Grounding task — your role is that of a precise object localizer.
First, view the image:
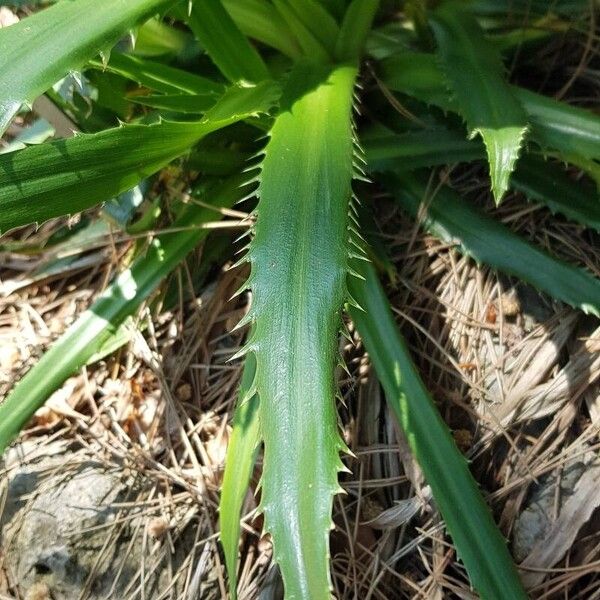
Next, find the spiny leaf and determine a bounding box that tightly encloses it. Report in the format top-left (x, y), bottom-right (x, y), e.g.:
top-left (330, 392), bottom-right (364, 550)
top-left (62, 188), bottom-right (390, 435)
top-left (88, 51), bottom-right (223, 96)
top-left (362, 128), bottom-right (600, 231)
top-left (0, 0), bottom-right (177, 136)
top-left (348, 255), bottom-right (528, 600)
top-left (178, 0), bottom-right (270, 83)
top-left (363, 126), bottom-right (485, 171)
top-left (220, 355), bottom-right (260, 600)
top-left (429, 2), bottom-right (529, 202)
top-left (129, 93), bottom-right (217, 113)
top-left (0, 81), bottom-right (279, 233)
top-left (240, 63), bottom-right (358, 599)
top-left (379, 51), bottom-right (600, 165)
top-left (516, 86), bottom-right (600, 161)
top-left (0, 176), bottom-right (249, 454)
top-left (511, 156), bottom-right (600, 232)
top-left (385, 171), bottom-right (600, 316)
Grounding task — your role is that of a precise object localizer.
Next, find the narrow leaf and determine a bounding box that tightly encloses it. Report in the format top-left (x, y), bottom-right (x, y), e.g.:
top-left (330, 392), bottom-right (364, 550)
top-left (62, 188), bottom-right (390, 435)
top-left (0, 81), bottom-right (279, 232)
top-left (0, 0), bottom-right (177, 136)
top-left (385, 172), bottom-right (600, 316)
top-left (0, 177), bottom-right (248, 454)
top-left (362, 129), bottom-right (600, 231)
top-left (242, 63), bottom-right (358, 598)
top-left (517, 86), bottom-right (600, 161)
top-left (220, 355), bottom-right (260, 600)
top-left (363, 126), bottom-right (485, 171)
top-left (348, 258), bottom-right (528, 600)
top-left (380, 52), bottom-right (600, 164)
top-left (129, 93), bottom-right (217, 113)
top-left (179, 0), bottom-right (270, 83)
top-left (335, 0), bottom-right (380, 60)
top-left (222, 0), bottom-right (302, 58)
top-left (511, 156), bottom-right (600, 232)
top-left (278, 0), bottom-right (340, 56)
top-left (272, 0), bottom-right (331, 62)
top-left (429, 3), bottom-right (529, 202)
top-left (89, 51), bottom-right (223, 95)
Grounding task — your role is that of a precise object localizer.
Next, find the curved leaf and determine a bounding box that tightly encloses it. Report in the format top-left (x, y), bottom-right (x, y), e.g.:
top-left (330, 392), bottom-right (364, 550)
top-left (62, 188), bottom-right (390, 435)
top-left (222, 0), bottom-right (302, 58)
top-left (219, 355), bottom-right (260, 600)
top-left (272, 0), bottom-right (331, 62)
top-left (238, 63), bottom-right (358, 599)
top-left (179, 0), bottom-right (269, 83)
top-left (512, 156), bottom-right (600, 232)
top-left (88, 51), bottom-right (223, 95)
top-left (362, 129), bottom-right (600, 231)
top-left (430, 3), bottom-right (529, 202)
top-left (0, 81), bottom-right (279, 233)
top-left (129, 93), bottom-right (217, 113)
top-left (0, 0), bottom-right (177, 136)
top-left (363, 126), bottom-right (485, 171)
top-left (349, 257), bottom-right (528, 600)
top-left (336, 0), bottom-right (381, 60)
top-left (0, 176), bottom-right (249, 454)
top-left (385, 171), bottom-right (600, 316)
top-left (379, 51), bottom-right (600, 164)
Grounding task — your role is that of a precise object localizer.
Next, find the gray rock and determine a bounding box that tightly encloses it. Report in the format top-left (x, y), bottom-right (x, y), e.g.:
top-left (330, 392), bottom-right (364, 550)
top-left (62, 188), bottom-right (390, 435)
top-left (1, 442), bottom-right (132, 599)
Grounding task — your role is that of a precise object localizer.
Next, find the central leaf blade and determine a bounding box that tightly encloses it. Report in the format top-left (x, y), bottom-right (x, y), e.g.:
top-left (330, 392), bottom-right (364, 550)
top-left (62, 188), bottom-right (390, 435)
top-left (244, 63), bottom-right (357, 599)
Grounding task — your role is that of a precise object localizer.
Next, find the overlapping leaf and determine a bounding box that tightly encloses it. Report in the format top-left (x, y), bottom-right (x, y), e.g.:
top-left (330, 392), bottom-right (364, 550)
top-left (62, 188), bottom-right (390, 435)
top-left (363, 129), bottom-right (600, 230)
top-left (0, 176), bottom-right (250, 453)
top-left (385, 172), bottom-right (600, 316)
top-left (335, 0), bottom-right (381, 60)
top-left (0, 81), bottom-right (279, 232)
top-left (0, 0), bottom-right (177, 136)
top-left (429, 3), bottom-right (529, 202)
top-left (179, 0), bottom-right (269, 82)
top-left (222, 0), bottom-right (301, 58)
top-left (88, 51), bottom-right (223, 95)
top-left (380, 52), bottom-right (600, 165)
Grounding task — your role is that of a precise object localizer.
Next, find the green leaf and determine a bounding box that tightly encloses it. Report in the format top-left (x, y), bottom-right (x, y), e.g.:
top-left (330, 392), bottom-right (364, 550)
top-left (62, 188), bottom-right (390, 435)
top-left (0, 81), bottom-right (279, 233)
top-left (516, 86), bottom-right (600, 161)
top-left (272, 0), bottom-right (331, 62)
top-left (129, 93), bottom-right (217, 113)
top-left (222, 0), bottom-right (302, 58)
top-left (362, 128), bottom-right (600, 231)
top-left (0, 176), bottom-right (249, 454)
top-left (132, 15), bottom-right (198, 57)
top-left (0, 0), bottom-right (177, 136)
top-left (88, 51), bottom-right (223, 95)
top-left (511, 156), bottom-right (600, 232)
top-left (335, 0), bottom-right (380, 60)
top-left (429, 3), bottom-right (529, 202)
top-left (380, 51), bottom-right (600, 164)
top-left (470, 0), bottom-right (589, 18)
top-left (348, 257), bottom-right (528, 600)
top-left (219, 355), bottom-right (260, 600)
top-left (385, 171), bottom-right (600, 316)
top-left (277, 0), bottom-right (340, 56)
top-left (363, 126), bottom-right (485, 171)
top-left (179, 0), bottom-right (270, 83)
top-left (238, 63), bottom-right (358, 599)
